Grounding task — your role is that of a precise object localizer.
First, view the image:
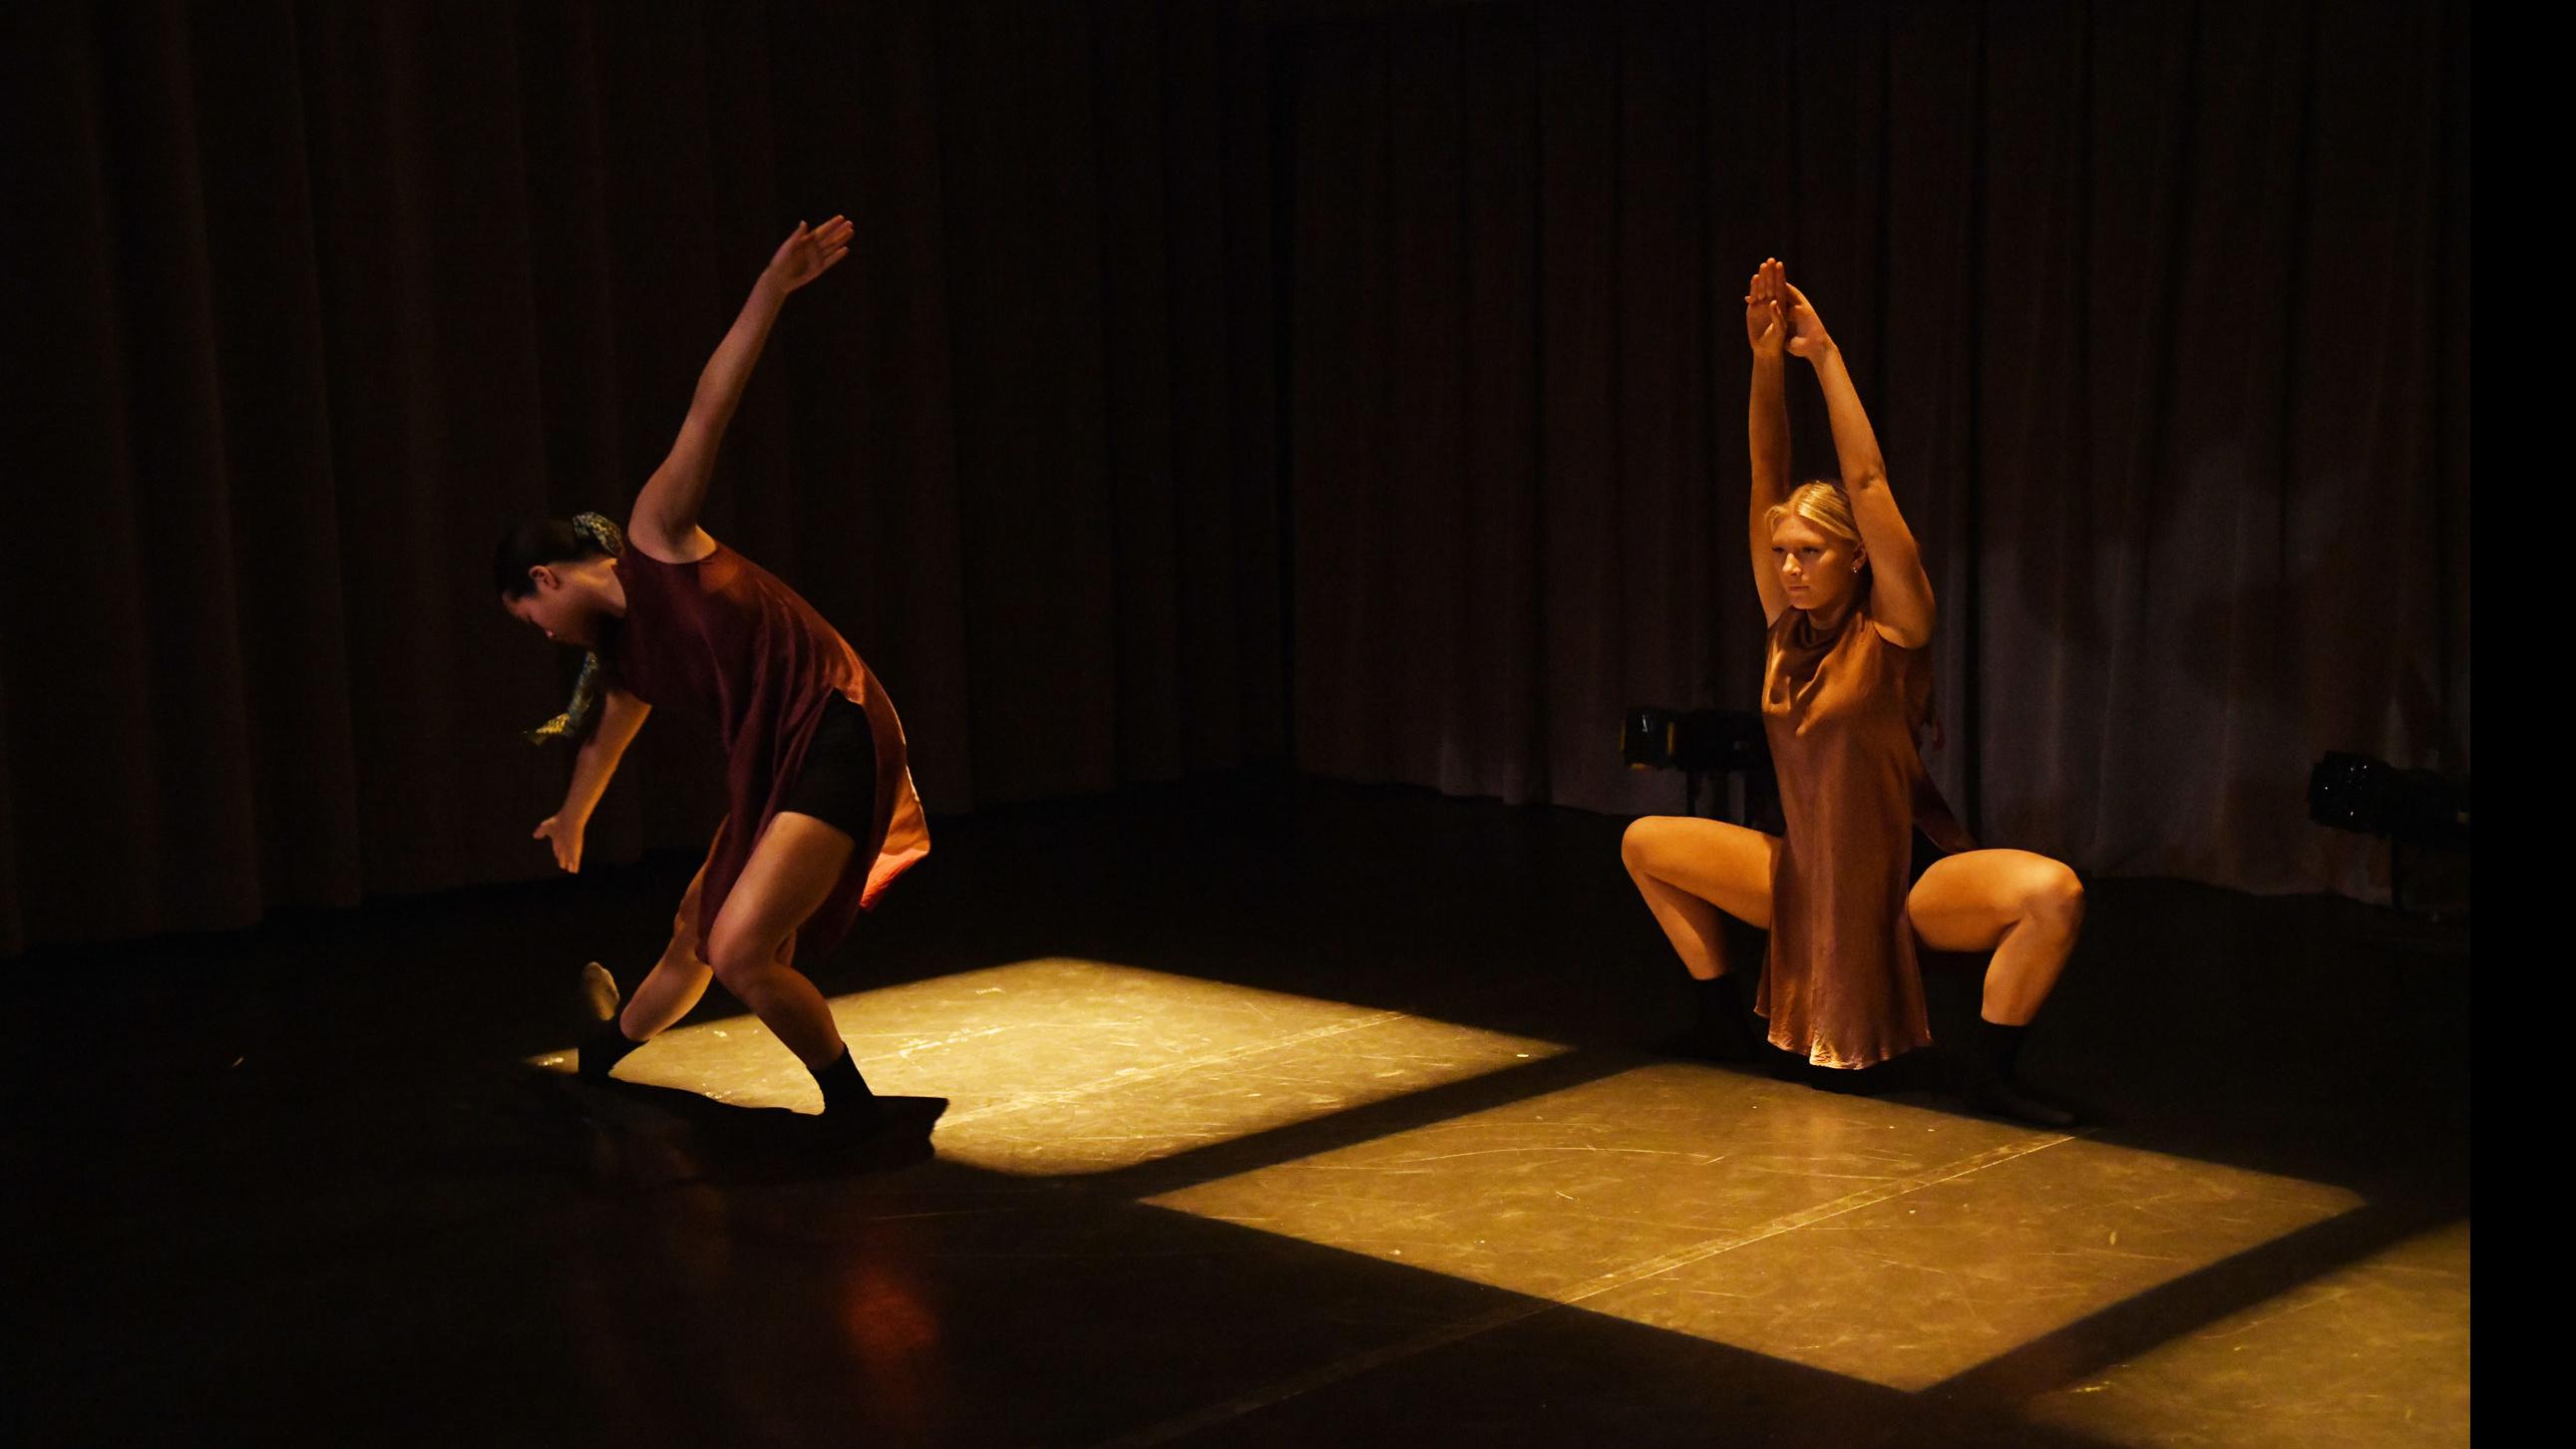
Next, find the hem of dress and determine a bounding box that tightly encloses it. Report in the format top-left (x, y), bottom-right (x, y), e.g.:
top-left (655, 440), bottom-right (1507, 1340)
top-left (1762, 1020), bottom-right (1933, 1070)
top-left (857, 844), bottom-right (930, 911)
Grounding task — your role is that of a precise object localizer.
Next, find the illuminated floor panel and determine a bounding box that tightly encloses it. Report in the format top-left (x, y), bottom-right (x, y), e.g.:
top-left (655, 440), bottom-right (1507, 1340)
top-left (2024, 1221), bottom-right (2470, 1448)
top-left (1142, 1065), bottom-right (2367, 1398)
top-left (1147, 1063), bottom-right (2041, 1303)
top-left (529, 957), bottom-right (2441, 1436)
top-left (1578, 1134), bottom-right (2361, 1389)
top-left (541, 958), bottom-right (1568, 1176)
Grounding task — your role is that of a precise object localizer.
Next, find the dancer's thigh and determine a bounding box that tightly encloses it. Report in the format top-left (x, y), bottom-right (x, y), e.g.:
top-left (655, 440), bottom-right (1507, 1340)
top-left (664, 860), bottom-right (711, 961)
top-left (704, 812), bottom-right (857, 977)
top-left (1906, 848), bottom-right (2066, 954)
top-left (1622, 816), bottom-right (1780, 930)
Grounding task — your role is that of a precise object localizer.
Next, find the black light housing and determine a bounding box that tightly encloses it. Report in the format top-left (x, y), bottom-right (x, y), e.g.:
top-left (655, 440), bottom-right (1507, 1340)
top-left (1623, 707), bottom-right (1776, 825)
top-left (2308, 752), bottom-right (2470, 847)
top-left (1623, 708), bottom-right (1763, 773)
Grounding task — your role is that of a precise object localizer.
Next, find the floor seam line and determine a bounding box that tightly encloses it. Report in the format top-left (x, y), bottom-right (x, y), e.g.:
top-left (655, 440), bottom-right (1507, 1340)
top-left (936, 1011), bottom-right (1415, 1128)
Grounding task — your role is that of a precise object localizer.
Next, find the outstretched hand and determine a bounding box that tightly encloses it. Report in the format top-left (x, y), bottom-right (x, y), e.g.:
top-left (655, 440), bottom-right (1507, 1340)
top-left (534, 813), bottom-right (585, 874)
top-left (763, 215), bottom-right (854, 294)
top-left (1744, 257), bottom-right (1788, 358)
top-left (1783, 281), bottom-right (1834, 360)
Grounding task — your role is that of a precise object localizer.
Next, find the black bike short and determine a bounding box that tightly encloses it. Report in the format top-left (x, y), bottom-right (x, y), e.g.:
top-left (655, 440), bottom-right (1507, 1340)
top-left (779, 692), bottom-right (880, 840)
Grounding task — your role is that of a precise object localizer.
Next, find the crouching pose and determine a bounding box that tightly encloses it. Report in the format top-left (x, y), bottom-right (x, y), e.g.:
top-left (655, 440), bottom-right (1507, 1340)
top-left (1620, 257), bottom-right (2081, 1127)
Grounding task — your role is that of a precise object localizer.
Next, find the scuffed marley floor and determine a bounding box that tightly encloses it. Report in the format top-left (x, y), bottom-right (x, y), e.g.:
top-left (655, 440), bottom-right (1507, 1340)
top-left (5, 774), bottom-right (2468, 1446)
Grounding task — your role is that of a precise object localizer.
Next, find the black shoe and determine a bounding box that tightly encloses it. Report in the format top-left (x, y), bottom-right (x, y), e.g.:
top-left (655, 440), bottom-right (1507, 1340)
top-left (1664, 973), bottom-right (1758, 1063)
top-left (804, 1092), bottom-right (908, 1163)
top-left (813, 1096), bottom-right (890, 1142)
top-left (577, 961), bottom-right (618, 1023)
top-left (1964, 1056), bottom-right (2079, 1127)
top-left (1966, 1020), bottom-right (2079, 1128)
top-left (808, 1096), bottom-right (942, 1174)
top-left (810, 1046), bottom-right (883, 1123)
top-left (575, 962), bottom-right (642, 1082)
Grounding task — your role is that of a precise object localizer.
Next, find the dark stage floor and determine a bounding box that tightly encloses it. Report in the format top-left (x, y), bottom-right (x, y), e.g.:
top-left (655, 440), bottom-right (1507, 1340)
top-left (4, 775), bottom-right (2469, 1446)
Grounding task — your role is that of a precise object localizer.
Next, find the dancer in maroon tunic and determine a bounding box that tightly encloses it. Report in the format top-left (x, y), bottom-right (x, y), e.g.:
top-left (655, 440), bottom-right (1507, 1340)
top-left (1619, 257), bottom-right (2083, 1125)
top-left (497, 216), bottom-right (928, 1133)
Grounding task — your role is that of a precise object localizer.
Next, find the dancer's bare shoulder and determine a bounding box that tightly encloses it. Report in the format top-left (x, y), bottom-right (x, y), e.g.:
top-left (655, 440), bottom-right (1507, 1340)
top-left (1871, 618), bottom-right (1932, 650)
top-left (626, 520), bottom-right (720, 565)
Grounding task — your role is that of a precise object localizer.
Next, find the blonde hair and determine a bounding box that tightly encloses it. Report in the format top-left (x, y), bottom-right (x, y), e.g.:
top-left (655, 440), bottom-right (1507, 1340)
top-left (1763, 480), bottom-right (1861, 547)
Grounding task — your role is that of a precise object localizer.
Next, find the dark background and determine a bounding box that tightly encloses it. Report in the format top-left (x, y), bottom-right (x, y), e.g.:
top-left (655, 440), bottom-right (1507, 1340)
top-left (0, 0), bottom-right (2471, 955)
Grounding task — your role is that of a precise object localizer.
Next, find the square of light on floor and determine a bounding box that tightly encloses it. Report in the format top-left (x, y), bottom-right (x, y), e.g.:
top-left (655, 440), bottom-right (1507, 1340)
top-left (1146, 1065), bottom-right (2367, 1391)
top-left (2022, 1221), bottom-right (2470, 1449)
top-left (537, 957), bottom-right (1570, 1176)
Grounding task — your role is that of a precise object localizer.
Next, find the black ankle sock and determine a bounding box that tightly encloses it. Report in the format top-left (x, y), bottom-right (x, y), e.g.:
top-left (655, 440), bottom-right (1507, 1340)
top-left (1969, 1020), bottom-right (2077, 1127)
top-left (1976, 1019), bottom-right (2028, 1080)
top-left (578, 1018), bottom-right (643, 1081)
top-left (1675, 972), bottom-right (1758, 1061)
top-left (813, 1047), bottom-right (878, 1116)
top-left (1691, 972), bottom-right (1738, 1024)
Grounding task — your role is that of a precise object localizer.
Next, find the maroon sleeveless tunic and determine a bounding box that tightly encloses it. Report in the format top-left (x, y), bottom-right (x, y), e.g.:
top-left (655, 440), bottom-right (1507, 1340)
top-left (609, 540), bottom-right (930, 962)
top-left (1755, 597), bottom-right (1974, 1068)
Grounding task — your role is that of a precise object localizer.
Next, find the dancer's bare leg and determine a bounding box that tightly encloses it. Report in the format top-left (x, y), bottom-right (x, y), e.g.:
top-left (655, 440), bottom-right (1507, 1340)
top-left (703, 812), bottom-right (859, 1072)
top-left (1907, 848), bottom-right (2085, 1124)
top-left (1621, 817), bottom-right (1780, 1060)
top-left (1906, 849), bottom-right (2085, 1024)
top-left (1620, 816), bottom-right (1778, 978)
top-left (617, 862), bottom-right (717, 1040)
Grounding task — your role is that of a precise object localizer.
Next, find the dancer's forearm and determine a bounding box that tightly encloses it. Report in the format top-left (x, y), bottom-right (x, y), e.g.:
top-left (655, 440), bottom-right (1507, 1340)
top-left (1806, 343), bottom-right (1889, 491)
top-left (630, 218), bottom-right (851, 550)
top-left (1740, 259), bottom-right (1798, 617)
top-left (635, 279), bottom-right (787, 544)
top-left (684, 279), bottom-right (787, 453)
top-left (1806, 338), bottom-right (1937, 638)
top-left (1749, 352), bottom-right (1791, 519)
top-left (558, 693), bottom-right (650, 822)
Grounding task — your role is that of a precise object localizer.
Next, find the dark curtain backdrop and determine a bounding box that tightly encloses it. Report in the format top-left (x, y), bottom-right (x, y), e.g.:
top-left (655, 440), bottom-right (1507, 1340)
top-left (0, 0), bottom-right (2468, 954)
top-left (1282, 0), bottom-right (2470, 900)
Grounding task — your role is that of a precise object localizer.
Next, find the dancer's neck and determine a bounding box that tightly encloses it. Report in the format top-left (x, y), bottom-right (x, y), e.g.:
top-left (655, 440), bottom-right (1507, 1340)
top-left (1802, 591), bottom-right (1861, 633)
top-left (595, 559), bottom-right (629, 617)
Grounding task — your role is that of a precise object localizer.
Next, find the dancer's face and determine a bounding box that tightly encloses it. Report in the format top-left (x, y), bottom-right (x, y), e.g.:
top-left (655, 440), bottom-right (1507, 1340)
top-left (1769, 516), bottom-right (1865, 613)
top-left (502, 562), bottom-right (606, 648)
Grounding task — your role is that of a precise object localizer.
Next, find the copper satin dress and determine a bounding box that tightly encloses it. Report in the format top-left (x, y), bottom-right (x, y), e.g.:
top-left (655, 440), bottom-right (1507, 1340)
top-left (1754, 596), bottom-right (1975, 1068)
top-left (610, 541), bottom-right (930, 962)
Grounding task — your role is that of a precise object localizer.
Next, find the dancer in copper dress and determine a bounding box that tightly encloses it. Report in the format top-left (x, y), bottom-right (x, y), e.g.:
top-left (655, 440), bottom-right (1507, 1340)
top-left (497, 216), bottom-right (929, 1133)
top-left (1619, 258), bottom-right (2082, 1126)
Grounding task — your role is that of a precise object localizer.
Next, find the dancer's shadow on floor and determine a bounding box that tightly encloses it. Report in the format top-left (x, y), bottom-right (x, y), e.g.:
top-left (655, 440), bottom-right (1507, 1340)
top-left (515, 1071), bottom-right (946, 1191)
top-left (1700, 1041), bottom-right (2107, 1131)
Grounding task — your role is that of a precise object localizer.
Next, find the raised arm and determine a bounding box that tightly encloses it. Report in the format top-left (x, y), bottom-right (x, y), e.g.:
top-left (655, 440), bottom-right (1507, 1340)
top-left (627, 215), bottom-right (856, 562)
top-left (1745, 258), bottom-right (1793, 624)
top-left (1782, 282), bottom-right (1937, 648)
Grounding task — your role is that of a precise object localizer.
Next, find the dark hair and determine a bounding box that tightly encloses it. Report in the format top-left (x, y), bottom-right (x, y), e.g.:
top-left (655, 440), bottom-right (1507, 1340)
top-left (494, 518), bottom-right (605, 598)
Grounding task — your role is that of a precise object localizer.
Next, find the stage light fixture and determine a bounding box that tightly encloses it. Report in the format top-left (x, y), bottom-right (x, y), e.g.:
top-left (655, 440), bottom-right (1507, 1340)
top-left (1622, 706), bottom-right (1772, 823)
top-left (2308, 752), bottom-right (2469, 846)
top-left (2308, 751), bottom-right (2470, 915)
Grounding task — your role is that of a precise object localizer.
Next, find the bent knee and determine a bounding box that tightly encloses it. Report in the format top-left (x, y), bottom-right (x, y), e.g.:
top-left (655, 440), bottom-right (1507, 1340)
top-left (2025, 862), bottom-right (2085, 926)
top-left (1621, 816), bottom-right (1670, 873)
top-left (705, 927), bottom-right (792, 991)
